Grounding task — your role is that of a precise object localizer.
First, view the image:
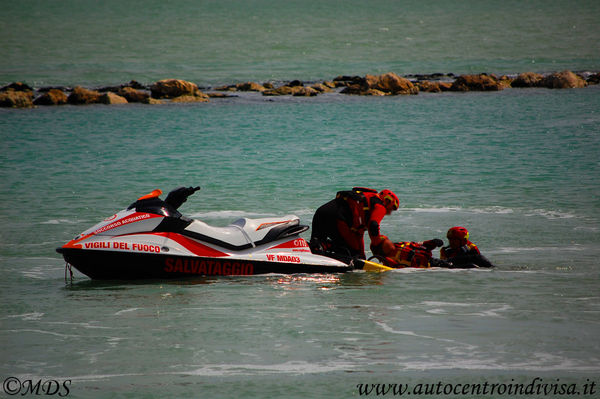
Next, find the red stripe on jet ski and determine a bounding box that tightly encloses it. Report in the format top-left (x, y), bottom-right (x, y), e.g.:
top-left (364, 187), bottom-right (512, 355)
top-left (151, 232), bottom-right (229, 257)
top-left (268, 238), bottom-right (310, 250)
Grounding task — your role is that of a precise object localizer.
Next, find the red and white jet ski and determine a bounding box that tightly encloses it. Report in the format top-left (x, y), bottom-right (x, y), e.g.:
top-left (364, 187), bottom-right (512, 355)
top-left (56, 186), bottom-right (353, 280)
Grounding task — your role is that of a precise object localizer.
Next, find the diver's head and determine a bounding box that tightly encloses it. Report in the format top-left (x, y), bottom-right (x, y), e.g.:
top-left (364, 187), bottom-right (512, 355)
top-left (379, 189), bottom-right (399, 215)
top-left (447, 226), bottom-right (469, 248)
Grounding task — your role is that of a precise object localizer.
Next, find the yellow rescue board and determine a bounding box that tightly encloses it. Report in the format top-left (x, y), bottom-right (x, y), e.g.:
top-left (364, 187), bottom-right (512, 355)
top-left (354, 259), bottom-right (394, 272)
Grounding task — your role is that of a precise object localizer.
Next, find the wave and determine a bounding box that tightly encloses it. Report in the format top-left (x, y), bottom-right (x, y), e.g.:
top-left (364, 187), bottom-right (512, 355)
top-left (188, 210), bottom-right (281, 219)
top-left (494, 245), bottom-right (586, 253)
top-left (39, 219), bottom-right (80, 225)
top-left (405, 206), bottom-right (580, 220)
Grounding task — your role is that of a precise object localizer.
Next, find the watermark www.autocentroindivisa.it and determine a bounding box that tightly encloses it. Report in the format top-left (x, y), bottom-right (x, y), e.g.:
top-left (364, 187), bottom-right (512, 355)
top-left (356, 377), bottom-right (597, 397)
top-left (2, 377), bottom-right (71, 396)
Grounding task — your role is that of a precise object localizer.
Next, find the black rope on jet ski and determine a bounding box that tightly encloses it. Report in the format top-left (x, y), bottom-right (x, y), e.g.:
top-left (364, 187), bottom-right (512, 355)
top-left (64, 262), bottom-right (74, 284)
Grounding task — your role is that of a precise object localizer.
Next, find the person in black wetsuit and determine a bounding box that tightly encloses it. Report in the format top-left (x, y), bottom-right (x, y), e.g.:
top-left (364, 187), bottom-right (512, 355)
top-left (440, 226), bottom-right (494, 268)
top-left (309, 187), bottom-right (399, 262)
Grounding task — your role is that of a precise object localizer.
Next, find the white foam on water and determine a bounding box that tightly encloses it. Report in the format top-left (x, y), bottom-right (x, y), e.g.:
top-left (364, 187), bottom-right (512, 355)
top-left (6, 312), bottom-right (45, 321)
top-left (40, 219), bottom-right (80, 225)
top-left (6, 329), bottom-right (81, 339)
top-left (114, 307), bottom-right (143, 315)
top-left (177, 360), bottom-right (355, 376)
top-left (188, 210), bottom-right (273, 219)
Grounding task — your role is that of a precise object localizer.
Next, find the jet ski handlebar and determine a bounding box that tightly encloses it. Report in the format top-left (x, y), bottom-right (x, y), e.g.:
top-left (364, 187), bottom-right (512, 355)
top-left (165, 186), bottom-right (201, 210)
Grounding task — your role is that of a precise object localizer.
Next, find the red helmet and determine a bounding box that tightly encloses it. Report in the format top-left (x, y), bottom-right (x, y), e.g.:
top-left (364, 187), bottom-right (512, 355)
top-left (447, 226), bottom-right (469, 241)
top-left (379, 189), bottom-right (399, 210)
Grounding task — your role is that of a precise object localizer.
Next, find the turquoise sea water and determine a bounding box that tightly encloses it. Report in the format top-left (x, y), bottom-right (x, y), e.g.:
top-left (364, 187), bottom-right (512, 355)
top-left (2, 0), bottom-right (600, 87)
top-left (2, 1), bottom-right (600, 398)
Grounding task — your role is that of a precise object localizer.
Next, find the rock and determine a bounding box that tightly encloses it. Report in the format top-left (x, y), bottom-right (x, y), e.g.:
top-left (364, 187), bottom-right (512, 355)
top-left (587, 73), bottom-right (600, 85)
top-left (339, 84), bottom-right (364, 95)
top-left (263, 82), bottom-right (275, 89)
top-left (365, 73), bottom-right (418, 95)
top-left (236, 82), bottom-right (266, 92)
top-left (511, 72), bottom-right (544, 88)
top-left (322, 81), bottom-right (336, 89)
top-left (151, 79), bottom-right (199, 98)
top-left (142, 97), bottom-right (164, 105)
top-left (170, 93), bottom-right (209, 103)
top-left (33, 89), bottom-right (68, 105)
top-left (450, 74), bottom-right (503, 91)
top-left (417, 80), bottom-right (442, 93)
top-left (288, 80), bottom-right (303, 87)
top-left (292, 87), bottom-right (319, 96)
top-left (333, 75), bottom-right (364, 84)
top-left (310, 83), bottom-right (332, 93)
top-left (38, 86), bottom-right (70, 93)
top-left (438, 82), bottom-right (453, 91)
top-left (214, 84), bottom-right (237, 91)
top-left (333, 76), bottom-right (366, 88)
top-left (124, 80), bottom-right (146, 90)
top-left (68, 86), bottom-right (101, 104)
top-left (262, 85), bottom-right (315, 96)
top-left (340, 85), bottom-right (388, 96)
top-left (0, 90), bottom-right (34, 108)
top-left (497, 75), bottom-right (513, 89)
top-left (1, 82), bottom-right (34, 92)
top-left (207, 92), bottom-right (238, 98)
top-left (542, 70), bottom-right (587, 89)
top-left (99, 92), bottom-right (128, 104)
top-left (118, 87), bottom-right (149, 103)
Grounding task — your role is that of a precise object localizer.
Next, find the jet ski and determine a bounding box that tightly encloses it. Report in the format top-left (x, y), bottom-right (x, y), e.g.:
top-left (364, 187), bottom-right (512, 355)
top-left (56, 186), bottom-right (356, 280)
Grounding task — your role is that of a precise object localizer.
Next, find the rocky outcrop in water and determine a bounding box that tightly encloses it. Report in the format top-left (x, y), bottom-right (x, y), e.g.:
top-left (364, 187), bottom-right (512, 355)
top-left (33, 89), bottom-right (68, 105)
top-left (339, 72), bottom-right (418, 96)
top-left (511, 72), bottom-right (544, 88)
top-left (99, 92), bottom-right (128, 104)
top-left (118, 87), bottom-right (149, 103)
top-left (151, 79), bottom-right (199, 98)
top-left (542, 70), bottom-right (587, 89)
top-left (0, 82), bottom-right (34, 108)
top-left (1, 69), bottom-right (598, 108)
top-left (68, 86), bottom-right (101, 105)
top-left (450, 74), bottom-right (504, 91)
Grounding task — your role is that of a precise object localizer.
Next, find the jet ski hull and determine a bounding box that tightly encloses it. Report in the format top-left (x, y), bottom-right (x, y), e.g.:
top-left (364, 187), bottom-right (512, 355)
top-left (57, 247), bottom-right (352, 280)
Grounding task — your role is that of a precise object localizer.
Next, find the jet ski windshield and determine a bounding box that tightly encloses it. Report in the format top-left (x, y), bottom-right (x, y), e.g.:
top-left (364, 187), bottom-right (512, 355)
top-left (126, 186), bottom-right (200, 218)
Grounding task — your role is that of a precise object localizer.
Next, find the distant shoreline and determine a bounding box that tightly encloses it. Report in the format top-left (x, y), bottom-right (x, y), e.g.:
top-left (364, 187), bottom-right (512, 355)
top-left (1, 70), bottom-right (598, 108)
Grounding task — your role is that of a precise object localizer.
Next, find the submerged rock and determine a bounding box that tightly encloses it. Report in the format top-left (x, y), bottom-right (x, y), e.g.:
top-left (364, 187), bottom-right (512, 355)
top-left (207, 92), bottom-right (238, 98)
top-left (542, 70), bottom-right (587, 89)
top-left (33, 89), bottom-right (68, 105)
top-left (262, 84), bottom-right (318, 96)
top-left (170, 93), bottom-right (209, 103)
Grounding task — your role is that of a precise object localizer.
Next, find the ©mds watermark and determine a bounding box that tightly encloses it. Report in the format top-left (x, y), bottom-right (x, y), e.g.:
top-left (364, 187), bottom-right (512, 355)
top-left (3, 377), bottom-right (71, 396)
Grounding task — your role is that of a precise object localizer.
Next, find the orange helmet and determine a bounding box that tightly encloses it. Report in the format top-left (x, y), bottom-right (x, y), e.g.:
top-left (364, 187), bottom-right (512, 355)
top-left (379, 189), bottom-right (399, 210)
top-left (447, 226), bottom-right (469, 242)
